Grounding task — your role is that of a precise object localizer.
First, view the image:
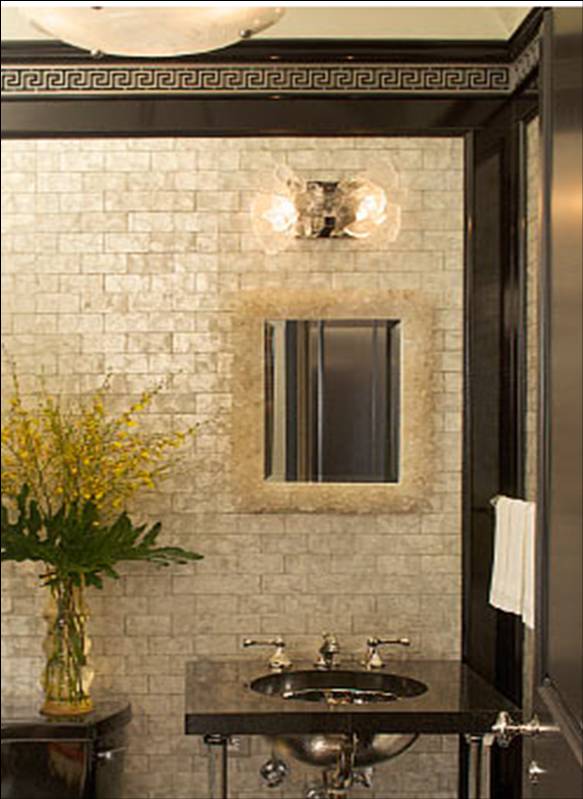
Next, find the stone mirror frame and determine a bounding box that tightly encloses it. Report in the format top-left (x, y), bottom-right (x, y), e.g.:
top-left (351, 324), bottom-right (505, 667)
top-left (232, 289), bottom-right (436, 513)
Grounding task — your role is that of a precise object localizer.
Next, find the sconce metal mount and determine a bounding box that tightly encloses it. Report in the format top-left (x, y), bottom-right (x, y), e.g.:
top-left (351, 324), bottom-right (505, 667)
top-left (250, 161), bottom-right (401, 254)
top-left (301, 181), bottom-right (344, 239)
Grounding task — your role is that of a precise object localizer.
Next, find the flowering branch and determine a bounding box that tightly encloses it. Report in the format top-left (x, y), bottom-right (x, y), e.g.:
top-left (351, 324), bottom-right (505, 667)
top-left (2, 372), bottom-right (194, 516)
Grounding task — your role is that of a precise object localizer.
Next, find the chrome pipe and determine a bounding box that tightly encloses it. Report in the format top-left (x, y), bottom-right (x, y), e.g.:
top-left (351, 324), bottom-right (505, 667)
top-left (204, 734), bottom-right (229, 799)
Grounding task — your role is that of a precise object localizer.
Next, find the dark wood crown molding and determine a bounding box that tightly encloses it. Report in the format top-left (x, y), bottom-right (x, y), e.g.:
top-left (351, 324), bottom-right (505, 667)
top-left (508, 7), bottom-right (546, 61)
top-left (1, 37), bottom-right (514, 66)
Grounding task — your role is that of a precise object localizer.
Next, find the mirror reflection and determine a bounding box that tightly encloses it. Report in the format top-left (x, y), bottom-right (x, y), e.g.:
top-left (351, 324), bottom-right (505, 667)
top-left (264, 319), bottom-right (401, 483)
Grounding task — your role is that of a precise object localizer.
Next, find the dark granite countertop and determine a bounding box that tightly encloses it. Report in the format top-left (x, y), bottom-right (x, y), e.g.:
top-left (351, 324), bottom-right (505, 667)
top-left (1, 698), bottom-right (132, 741)
top-left (185, 659), bottom-right (517, 737)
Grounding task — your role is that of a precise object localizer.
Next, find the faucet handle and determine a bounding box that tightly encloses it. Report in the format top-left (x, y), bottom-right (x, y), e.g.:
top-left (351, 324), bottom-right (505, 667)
top-left (242, 637), bottom-right (292, 672)
top-left (362, 637), bottom-right (410, 670)
top-left (369, 636), bottom-right (410, 647)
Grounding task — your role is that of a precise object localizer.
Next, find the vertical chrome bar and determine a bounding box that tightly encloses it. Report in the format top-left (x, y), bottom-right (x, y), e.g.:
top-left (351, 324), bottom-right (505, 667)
top-left (221, 737), bottom-right (228, 799)
top-left (204, 734), bottom-right (229, 799)
top-left (207, 738), bottom-right (218, 799)
top-left (480, 734), bottom-right (494, 799)
top-left (466, 735), bottom-right (482, 799)
top-left (465, 734), bottom-right (493, 799)
top-left (465, 734), bottom-right (494, 799)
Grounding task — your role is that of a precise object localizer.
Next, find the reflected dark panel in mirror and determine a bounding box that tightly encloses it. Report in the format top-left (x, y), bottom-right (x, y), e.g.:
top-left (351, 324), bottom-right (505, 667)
top-left (265, 320), bottom-right (400, 483)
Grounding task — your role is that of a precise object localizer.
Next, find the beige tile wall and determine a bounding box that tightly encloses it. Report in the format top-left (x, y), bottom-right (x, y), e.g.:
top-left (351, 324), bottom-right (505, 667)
top-left (1, 136), bottom-right (464, 799)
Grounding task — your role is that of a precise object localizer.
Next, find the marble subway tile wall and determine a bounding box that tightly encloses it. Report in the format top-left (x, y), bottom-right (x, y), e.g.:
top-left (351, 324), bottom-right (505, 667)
top-left (1, 137), bottom-right (464, 799)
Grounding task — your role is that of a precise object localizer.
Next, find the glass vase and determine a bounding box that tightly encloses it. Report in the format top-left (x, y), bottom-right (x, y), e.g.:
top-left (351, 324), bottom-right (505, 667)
top-left (41, 578), bottom-right (94, 716)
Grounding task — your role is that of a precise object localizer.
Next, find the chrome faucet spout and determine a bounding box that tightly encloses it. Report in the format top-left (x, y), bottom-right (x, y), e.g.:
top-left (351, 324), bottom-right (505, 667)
top-left (314, 632), bottom-right (341, 670)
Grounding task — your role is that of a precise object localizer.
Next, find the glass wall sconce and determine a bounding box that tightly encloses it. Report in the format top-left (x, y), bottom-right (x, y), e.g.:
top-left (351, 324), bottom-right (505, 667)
top-left (251, 163), bottom-right (402, 255)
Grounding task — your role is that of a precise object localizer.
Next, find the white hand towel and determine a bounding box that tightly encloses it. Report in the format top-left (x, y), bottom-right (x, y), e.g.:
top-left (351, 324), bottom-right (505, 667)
top-left (489, 497), bottom-right (525, 616)
top-left (521, 501), bottom-right (537, 629)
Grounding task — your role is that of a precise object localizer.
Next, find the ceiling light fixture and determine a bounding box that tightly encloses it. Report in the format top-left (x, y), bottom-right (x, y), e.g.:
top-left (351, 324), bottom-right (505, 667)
top-left (22, 7), bottom-right (285, 58)
top-left (251, 163), bottom-right (402, 255)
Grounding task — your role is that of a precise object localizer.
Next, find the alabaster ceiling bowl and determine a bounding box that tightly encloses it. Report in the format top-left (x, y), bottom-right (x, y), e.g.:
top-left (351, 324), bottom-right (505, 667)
top-left (23, 7), bottom-right (285, 57)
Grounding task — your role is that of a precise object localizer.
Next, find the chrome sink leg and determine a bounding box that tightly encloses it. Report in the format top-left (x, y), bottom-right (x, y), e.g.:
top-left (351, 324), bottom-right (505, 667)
top-left (204, 734), bottom-right (229, 799)
top-left (465, 733), bottom-right (495, 799)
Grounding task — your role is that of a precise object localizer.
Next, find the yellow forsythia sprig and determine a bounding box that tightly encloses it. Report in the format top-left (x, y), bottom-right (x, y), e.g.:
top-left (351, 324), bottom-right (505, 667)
top-left (1, 371), bottom-right (194, 518)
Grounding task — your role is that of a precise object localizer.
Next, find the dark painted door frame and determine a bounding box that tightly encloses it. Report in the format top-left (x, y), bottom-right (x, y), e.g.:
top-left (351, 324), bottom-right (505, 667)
top-left (462, 82), bottom-right (538, 799)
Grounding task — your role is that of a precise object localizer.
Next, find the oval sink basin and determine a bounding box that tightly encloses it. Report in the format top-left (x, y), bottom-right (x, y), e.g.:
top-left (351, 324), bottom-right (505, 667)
top-left (250, 669), bottom-right (427, 706)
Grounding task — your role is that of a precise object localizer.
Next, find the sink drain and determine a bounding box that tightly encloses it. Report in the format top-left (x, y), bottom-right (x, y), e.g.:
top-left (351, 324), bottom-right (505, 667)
top-left (281, 687), bottom-right (397, 704)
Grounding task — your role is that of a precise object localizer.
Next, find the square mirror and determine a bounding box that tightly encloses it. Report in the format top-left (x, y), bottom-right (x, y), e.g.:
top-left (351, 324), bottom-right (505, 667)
top-left (264, 320), bottom-right (401, 483)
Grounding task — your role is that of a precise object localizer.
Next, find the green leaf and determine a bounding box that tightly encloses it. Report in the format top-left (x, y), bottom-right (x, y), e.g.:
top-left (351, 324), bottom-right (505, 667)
top-left (1, 486), bottom-right (202, 587)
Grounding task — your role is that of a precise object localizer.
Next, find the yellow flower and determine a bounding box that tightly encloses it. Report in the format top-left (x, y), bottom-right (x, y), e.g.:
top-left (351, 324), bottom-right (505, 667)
top-left (1, 369), bottom-right (195, 517)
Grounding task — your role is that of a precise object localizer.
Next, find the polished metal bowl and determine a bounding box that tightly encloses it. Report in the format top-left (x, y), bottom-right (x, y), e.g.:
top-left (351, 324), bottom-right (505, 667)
top-left (250, 669), bottom-right (427, 705)
top-left (272, 732), bottom-right (419, 768)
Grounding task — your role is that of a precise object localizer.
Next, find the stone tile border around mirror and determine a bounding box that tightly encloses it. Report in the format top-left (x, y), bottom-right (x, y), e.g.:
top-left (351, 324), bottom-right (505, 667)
top-left (231, 288), bottom-right (436, 513)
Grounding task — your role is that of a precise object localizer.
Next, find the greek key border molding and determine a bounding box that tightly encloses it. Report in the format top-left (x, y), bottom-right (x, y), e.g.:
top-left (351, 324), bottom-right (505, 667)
top-left (2, 60), bottom-right (523, 98)
top-left (1, 37), bottom-right (540, 98)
